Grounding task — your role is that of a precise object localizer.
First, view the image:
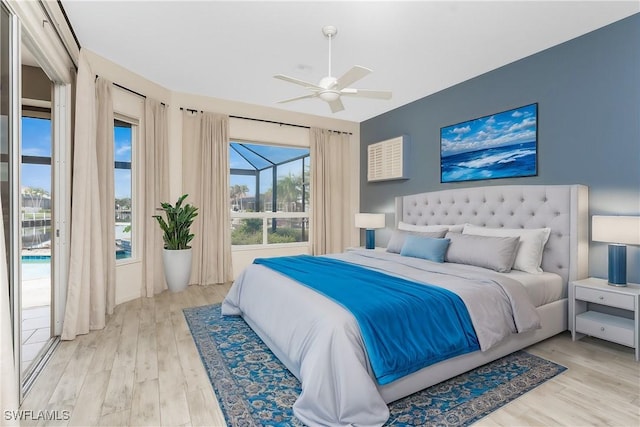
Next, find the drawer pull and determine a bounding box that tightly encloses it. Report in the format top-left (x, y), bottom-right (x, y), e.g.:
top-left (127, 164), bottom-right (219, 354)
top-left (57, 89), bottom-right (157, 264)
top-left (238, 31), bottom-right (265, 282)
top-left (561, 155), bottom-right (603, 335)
top-left (601, 327), bottom-right (605, 332)
top-left (599, 296), bottom-right (604, 300)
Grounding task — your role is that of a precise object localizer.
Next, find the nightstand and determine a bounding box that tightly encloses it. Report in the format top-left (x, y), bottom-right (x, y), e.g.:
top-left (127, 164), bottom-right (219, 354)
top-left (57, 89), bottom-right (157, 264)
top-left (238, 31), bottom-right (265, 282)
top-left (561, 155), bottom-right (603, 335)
top-left (570, 277), bottom-right (639, 361)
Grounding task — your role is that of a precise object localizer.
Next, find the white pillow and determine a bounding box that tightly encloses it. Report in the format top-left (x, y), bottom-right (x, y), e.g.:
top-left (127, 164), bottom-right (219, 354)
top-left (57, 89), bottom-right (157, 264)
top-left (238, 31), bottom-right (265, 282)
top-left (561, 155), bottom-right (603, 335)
top-left (462, 224), bottom-right (551, 274)
top-left (398, 221), bottom-right (464, 233)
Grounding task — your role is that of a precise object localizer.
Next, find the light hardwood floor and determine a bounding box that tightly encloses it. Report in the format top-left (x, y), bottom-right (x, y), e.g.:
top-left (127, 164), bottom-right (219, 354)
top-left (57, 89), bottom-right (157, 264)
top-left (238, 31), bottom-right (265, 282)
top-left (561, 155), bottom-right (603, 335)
top-left (21, 284), bottom-right (640, 426)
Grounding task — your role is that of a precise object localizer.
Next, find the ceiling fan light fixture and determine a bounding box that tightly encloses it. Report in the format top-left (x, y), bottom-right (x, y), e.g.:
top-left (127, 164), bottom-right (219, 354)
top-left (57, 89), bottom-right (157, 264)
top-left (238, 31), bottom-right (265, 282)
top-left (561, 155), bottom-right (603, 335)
top-left (319, 90), bottom-right (340, 102)
top-left (274, 25), bottom-right (391, 113)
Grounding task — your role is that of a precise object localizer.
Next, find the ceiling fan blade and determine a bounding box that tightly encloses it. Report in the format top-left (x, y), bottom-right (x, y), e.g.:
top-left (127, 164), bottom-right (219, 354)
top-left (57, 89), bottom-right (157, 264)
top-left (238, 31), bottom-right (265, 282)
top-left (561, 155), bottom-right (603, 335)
top-left (277, 93), bottom-right (318, 104)
top-left (274, 74), bottom-right (322, 90)
top-left (328, 98), bottom-right (344, 113)
top-left (341, 88), bottom-right (392, 100)
top-left (335, 65), bottom-right (371, 89)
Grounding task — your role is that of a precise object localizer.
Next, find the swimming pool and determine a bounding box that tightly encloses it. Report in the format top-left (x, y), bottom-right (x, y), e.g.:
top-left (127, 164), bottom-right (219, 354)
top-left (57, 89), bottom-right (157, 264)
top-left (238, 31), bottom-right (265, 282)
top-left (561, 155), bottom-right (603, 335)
top-left (21, 255), bottom-right (51, 263)
top-left (21, 256), bottom-right (51, 281)
top-left (21, 247), bottom-right (131, 274)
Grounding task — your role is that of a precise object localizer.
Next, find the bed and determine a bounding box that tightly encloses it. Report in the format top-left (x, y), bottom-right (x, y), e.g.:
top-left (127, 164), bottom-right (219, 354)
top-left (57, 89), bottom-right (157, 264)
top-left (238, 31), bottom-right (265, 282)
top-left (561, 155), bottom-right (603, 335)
top-left (222, 184), bottom-right (589, 426)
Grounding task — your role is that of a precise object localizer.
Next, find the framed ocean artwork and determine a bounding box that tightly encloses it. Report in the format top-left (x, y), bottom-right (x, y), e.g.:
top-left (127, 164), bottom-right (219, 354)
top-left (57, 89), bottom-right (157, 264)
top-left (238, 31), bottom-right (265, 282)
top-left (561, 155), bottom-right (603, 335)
top-left (440, 103), bottom-right (538, 183)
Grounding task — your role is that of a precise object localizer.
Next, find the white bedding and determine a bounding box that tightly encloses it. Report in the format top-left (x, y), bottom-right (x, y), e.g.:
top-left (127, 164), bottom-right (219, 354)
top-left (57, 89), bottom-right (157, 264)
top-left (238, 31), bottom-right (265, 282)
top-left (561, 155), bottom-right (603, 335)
top-left (221, 250), bottom-right (543, 426)
top-left (497, 270), bottom-right (564, 306)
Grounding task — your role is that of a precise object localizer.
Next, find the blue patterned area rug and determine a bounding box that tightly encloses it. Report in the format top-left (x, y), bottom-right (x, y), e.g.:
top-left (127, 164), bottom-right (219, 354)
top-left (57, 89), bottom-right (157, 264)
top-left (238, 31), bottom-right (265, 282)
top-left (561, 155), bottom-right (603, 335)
top-left (184, 304), bottom-right (566, 426)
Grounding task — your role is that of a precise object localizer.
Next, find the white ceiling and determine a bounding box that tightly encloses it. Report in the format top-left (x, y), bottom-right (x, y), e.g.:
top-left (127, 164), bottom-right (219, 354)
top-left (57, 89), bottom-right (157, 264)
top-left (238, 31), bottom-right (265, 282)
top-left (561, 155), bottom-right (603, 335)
top-left (60, 1), bottom-right (639, 123)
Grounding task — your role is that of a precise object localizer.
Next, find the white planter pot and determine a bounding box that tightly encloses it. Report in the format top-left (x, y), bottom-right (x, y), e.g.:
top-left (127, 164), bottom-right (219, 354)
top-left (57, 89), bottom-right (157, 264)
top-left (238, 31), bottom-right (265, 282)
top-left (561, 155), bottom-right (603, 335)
top-left (162, 248), bottom-right (192, 293)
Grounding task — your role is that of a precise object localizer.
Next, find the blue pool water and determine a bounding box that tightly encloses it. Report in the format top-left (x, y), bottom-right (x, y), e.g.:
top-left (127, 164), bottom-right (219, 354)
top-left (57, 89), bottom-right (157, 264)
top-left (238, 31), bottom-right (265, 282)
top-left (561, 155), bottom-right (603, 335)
top-left (21, 255), bottom-right (51, 263)
top-left (21, 256), bottom-right (51, 281)
top-left (22, 250), bottom-right (131, 281)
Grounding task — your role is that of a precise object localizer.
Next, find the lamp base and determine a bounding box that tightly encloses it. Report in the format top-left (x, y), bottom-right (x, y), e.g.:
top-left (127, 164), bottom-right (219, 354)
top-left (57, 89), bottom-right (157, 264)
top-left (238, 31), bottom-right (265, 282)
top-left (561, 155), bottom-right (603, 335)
top-left (607, 244), bottom-right (627, 287)
top-left (365, 229), bottom-right (375, 250)
top-left (607, 282), bottom-right (628, 287)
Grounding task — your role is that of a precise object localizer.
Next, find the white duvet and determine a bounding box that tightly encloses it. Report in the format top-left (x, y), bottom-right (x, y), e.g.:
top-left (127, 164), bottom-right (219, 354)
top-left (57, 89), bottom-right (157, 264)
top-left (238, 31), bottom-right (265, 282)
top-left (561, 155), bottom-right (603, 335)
top-left (221, 250), bottom-right (541, 426)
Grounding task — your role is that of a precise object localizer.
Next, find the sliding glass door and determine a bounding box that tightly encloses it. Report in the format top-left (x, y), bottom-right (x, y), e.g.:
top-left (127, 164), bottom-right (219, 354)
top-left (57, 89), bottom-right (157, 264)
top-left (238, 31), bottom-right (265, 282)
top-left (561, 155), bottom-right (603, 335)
top-left (0, 1), bottom-right (21, 402)
top-left (1, 0), bottom-right (72, 400)
top-left (21, 107), bottom-right (54, 380)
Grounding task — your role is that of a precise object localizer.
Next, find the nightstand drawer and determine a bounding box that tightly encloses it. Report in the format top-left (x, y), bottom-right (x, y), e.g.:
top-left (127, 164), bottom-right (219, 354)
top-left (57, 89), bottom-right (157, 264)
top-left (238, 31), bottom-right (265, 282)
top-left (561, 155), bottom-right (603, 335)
top-left (575, 311), bottom-right (634, 347)
top-left (575, 286), bottom-right (635, 310)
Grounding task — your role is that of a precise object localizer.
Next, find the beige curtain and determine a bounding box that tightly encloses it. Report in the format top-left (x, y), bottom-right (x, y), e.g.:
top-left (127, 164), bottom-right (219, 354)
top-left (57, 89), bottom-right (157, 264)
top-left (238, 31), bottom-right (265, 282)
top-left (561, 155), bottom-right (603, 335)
top-left (62, 51), bottom-right (115, 340)
top-left (182, 111), bottom-right (233, 284)
top-left (310, 128), bottom-right (352, 254)
top-left (142, 99), bottom-right (169, 296)
top-left (1, 201), bottom-right (19, 425)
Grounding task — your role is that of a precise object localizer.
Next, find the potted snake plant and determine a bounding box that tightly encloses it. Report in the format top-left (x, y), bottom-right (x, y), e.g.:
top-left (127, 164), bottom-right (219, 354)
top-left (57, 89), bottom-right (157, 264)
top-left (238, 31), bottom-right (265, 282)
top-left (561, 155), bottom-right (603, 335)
top-left (153, 194), bottom-right (198, 292)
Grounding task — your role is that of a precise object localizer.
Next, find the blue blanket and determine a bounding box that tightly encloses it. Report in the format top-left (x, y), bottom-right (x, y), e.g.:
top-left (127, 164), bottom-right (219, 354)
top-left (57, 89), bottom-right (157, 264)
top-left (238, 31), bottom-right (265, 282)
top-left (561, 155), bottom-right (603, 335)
top-left (254, 255), bottom-right (480, 385)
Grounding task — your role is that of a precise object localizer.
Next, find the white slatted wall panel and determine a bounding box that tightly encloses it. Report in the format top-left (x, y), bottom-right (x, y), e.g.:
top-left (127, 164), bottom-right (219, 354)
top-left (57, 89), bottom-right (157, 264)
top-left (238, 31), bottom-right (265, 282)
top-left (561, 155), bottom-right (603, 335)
top-left (367, 136), bottom-right (409, 182)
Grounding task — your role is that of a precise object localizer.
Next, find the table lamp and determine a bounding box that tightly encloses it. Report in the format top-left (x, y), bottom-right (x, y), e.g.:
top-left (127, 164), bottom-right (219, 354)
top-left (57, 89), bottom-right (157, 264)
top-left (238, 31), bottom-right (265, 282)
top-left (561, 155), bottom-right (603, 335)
top-left (355, 213), bottom-right (385, 249)
top-left (592, 215), bottom-right (640, 286)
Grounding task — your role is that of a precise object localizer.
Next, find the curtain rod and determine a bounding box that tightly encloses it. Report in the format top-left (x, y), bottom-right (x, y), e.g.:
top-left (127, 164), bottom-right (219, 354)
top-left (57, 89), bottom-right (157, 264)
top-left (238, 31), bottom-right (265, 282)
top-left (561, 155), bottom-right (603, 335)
top-left (95, 75), bottom-right (166, 106)
top-left (179, 107), bottom-right (352, 135)
top-left (40, 1), bottom-right (78, 69)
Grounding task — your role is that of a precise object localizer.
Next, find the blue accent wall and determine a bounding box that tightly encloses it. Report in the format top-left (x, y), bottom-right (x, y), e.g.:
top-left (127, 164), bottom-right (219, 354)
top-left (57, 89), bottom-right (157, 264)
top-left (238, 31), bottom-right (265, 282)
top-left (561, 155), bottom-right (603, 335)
top-left (360, 14), bottom-right (640, 283)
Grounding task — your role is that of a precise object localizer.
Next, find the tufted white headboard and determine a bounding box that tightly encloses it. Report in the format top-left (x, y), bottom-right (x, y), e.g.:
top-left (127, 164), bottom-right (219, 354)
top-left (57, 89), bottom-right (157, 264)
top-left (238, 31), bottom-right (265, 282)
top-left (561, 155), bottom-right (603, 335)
top-left (395, 185), bottom-right (589, 286)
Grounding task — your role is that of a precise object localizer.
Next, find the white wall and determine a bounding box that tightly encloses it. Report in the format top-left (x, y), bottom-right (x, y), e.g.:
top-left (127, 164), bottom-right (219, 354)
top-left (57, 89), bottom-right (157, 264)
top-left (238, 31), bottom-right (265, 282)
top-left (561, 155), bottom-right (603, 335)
top-left (84, 49), bottom-right (361, 302)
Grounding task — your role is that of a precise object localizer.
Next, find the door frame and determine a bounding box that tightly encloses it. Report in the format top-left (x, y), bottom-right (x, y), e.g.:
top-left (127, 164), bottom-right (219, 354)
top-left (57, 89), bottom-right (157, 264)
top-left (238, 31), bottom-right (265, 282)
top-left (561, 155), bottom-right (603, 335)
top-left (3, 0), bottom-right (74, 401)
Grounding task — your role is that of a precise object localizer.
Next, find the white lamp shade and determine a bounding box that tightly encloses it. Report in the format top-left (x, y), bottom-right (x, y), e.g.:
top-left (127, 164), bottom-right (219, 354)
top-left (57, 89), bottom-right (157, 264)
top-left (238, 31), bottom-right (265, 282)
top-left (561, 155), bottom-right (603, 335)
top-left (355, 213), bottom-right (385, 230)
top-left (592, 215), bottom-right (640, 245)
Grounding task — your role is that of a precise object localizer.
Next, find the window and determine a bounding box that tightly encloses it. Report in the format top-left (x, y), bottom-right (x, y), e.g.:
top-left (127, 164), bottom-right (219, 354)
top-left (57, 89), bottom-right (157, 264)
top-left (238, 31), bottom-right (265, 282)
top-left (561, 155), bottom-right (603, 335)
top-left (21, 112), bottom-right (52, 253)
top-left (114, 118), bottom-right (134, 260)
top-left (230, 141), bottom-right (310, 246)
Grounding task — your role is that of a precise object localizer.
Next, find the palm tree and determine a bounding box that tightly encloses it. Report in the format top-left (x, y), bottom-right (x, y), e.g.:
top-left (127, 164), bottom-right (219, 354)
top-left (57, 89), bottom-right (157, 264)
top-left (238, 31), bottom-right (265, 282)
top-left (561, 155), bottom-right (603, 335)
top-left (22, 187), bottom-right (50, 215)
top-left (262, 187), bottom-right (273, 211)
top-left (277, 173), bottom-right (302, 212)
top-left (229, 184), bottom-right (249, 211)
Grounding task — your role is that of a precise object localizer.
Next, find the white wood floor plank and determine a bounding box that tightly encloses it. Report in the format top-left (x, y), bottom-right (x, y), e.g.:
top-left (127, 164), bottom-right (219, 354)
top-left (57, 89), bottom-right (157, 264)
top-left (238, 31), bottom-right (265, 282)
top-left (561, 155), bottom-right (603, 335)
top-left (186, 387), bottom-right (226, 427)
top-left (134, 323), bottom-right (158, 383)
top-left (156, 315), bottom-right (191, 425)
top-left (100, 364), bottom-right (135, 416)
top-left (138, 296), bottom-right (156, 329)
top-left (20, 343), bottom-right (77, 418)
top-left (46, 333), bottom-right (98, 407)
top-left (98, 409), bottom-right (130, 427)
top-left (176, 337), bottom-right (211, 393)
top-left (88, 307), bottom-right (125, 374)
top-left (67, 370), bottom-right (110, 426)
top-left (153, 291), bottom-right (171, 324)
top-left (112, 303), bottom-right (140, 371)
top-left (170, 310), bottom-right (192, 343)
top-left (168, 288), bottom-right (190, 313)
top-left (556, 387), bottom-right (639, 426)
top-left (45, 339), bottom-right (80, 367)
top-left (158, 387), bottom-right (191, 427)
top-left (128, 379), bottom-right (161, 426)
top-left (32, 402), bottom-right (74, 427)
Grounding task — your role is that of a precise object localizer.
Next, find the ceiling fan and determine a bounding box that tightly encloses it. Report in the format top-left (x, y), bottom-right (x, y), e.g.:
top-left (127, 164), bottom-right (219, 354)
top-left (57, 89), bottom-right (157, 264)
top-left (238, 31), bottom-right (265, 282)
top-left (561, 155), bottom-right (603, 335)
top-left (274, 25), bottom-right (392, 113)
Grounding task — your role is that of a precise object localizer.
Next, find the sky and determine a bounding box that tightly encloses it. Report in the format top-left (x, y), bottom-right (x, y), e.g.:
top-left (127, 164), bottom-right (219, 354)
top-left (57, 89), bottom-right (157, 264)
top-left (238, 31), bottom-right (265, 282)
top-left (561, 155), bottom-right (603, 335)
top-left (440, 103), bottom-right (537, 157)
top-left (22, 120), bottom-right (308, 202)
top-left (114, 125), bottom-right (132, 199)
top-left (229, 142), bottom-right (308, 196)
top-left (22, 117), bottom-right (52, 192)
top-left (22, 117), bottom-right (132, 199)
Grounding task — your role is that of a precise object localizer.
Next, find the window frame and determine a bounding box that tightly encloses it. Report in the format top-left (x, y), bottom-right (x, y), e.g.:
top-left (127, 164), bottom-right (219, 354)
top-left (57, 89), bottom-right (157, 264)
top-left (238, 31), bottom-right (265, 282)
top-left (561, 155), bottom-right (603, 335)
top-left (229, 140), bottom-right (310, 249)
top-left (113, 113), bottom-right (139, 265)
top-left (20, 107), bottom-right (53, 252)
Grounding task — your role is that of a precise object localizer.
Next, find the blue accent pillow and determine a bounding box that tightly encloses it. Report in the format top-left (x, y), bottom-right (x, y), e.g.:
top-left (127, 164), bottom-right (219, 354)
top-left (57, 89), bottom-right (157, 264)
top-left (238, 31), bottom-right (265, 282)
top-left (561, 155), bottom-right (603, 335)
top-left (386, 229), bottom-right (448, 254)
top-left (400, 235), bottom-right (451, 263)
